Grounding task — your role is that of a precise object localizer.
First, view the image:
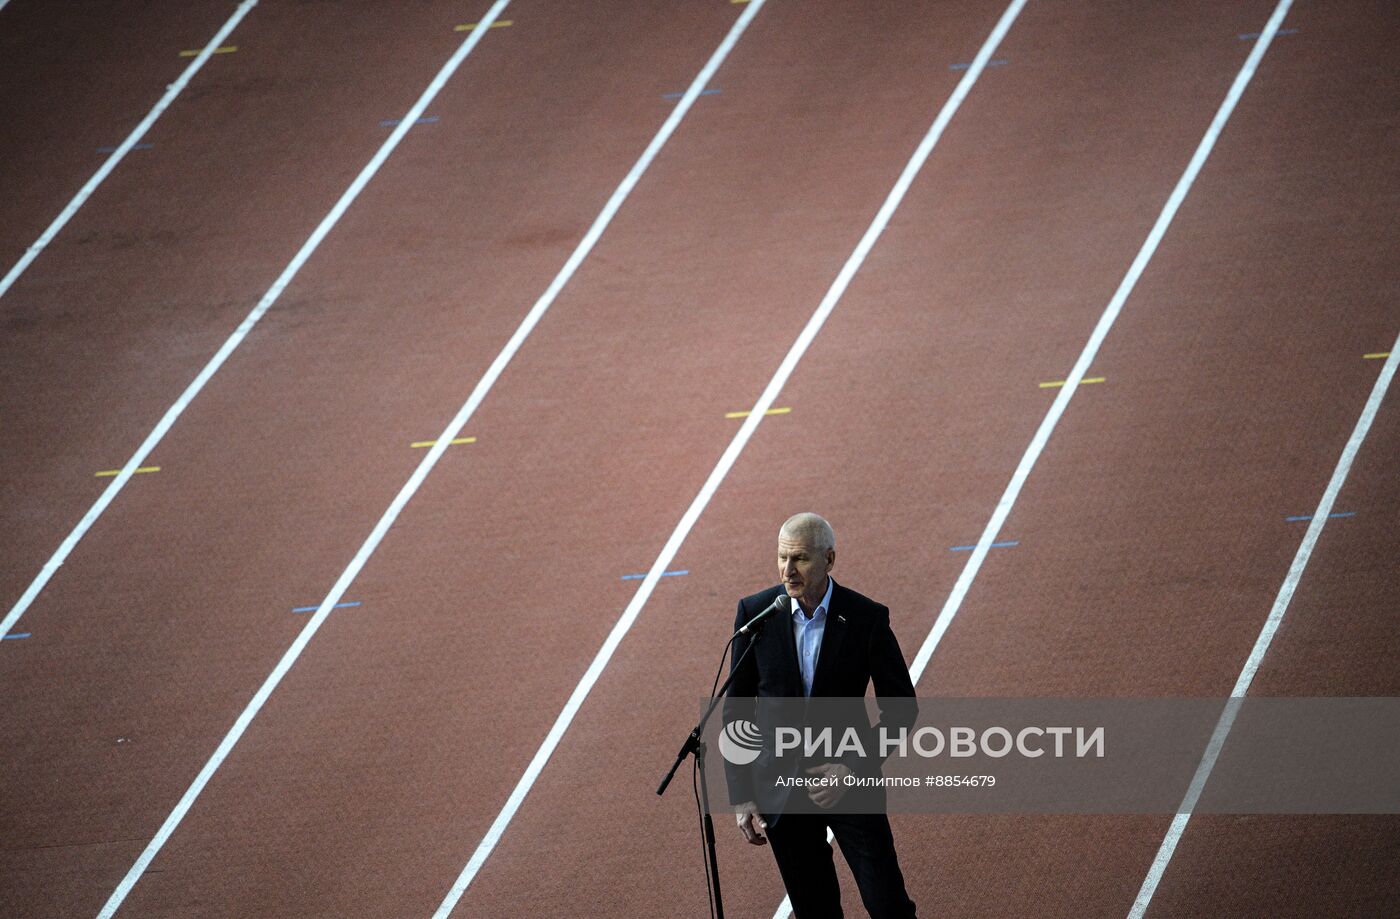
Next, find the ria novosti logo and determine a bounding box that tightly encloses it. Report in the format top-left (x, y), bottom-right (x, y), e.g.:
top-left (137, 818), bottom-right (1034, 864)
top-left (717, 718), bottom-right (1107, 765)
top-left (718, 720), bottom-right (763, 765)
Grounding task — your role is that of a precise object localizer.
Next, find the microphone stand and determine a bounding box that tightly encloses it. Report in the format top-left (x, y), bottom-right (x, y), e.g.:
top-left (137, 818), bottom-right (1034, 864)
top-left (656, 622), bottom-right (768, 919)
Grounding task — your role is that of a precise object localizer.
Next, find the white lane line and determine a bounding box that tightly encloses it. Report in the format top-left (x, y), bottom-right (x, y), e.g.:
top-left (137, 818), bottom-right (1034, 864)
top-left (97, 0), bottom-right (764, 914)
top-left (91, 1), bottom-right (516, 915)
top-left (771, 2), bottom-right (1298, 917)
top-left (430, 1), bottom-right (1028, 916)
top-left (0, 1), bottom-right (257, 302)
top-left (0, 0), bottom-right (501, 648)
top-left (1128, 338), bottom-right (1398, 918)
top-left (907, 0), bottom-right (1295, 683)
top-left (428, 9), bottom-right (777, 919)
top-left (2, 0), bottom-right (260, 641)
top-left (763, 0), bottom-right (1031, 914)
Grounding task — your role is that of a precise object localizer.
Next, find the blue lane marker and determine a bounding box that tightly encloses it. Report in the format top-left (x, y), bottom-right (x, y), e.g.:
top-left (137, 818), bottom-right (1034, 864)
top-left (621, 569), bottom-right (689, 581)
top-left (380, 116), bottom-right (440, 127)
top-left (661, 88), bottom-right (721, 100)
top-left (949, 540), bottom-right (1019, 552)
top-left (3, 632), bottom-right (32, 640)
top-left (1284, 511), bottom-right (1354, 522)
top-left (292, 601), bottom-right (362, 613)
top-left (949, 59), bottom-right (1008, 71)
top-left (1239, 28), bottom-right (1298, 40)
top-left (97, 143), bottom-right (154, 153)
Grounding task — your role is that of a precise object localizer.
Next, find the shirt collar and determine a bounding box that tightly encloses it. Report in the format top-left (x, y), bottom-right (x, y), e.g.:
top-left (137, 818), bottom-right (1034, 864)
top-left (792, 576), bottom-right (834, 622)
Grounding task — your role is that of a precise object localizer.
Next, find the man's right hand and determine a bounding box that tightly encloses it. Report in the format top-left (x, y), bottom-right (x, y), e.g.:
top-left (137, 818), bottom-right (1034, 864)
top-left (736, 801), bottom-right (768, 846)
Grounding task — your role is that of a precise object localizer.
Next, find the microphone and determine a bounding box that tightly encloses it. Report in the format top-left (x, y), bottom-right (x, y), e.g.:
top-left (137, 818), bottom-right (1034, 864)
top-left (737, 593), bottom-right (791, 636)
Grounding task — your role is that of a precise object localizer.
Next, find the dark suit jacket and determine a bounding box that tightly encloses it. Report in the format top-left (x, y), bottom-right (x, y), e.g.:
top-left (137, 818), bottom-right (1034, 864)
top-left (722, 580), bottom-right (918, 816)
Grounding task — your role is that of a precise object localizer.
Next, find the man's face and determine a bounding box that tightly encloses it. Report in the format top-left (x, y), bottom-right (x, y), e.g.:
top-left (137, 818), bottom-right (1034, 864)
top-left (778, 532), bottom-right (834, 609)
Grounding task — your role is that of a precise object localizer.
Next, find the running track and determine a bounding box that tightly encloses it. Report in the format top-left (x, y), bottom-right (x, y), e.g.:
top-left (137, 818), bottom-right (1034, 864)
top-left (1, 1), bottom-right (1396, 917)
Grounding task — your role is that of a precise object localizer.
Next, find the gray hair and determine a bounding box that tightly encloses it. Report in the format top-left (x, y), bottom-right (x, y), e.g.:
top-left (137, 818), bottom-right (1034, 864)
top-left (779, 512), bottom-right (835, 553)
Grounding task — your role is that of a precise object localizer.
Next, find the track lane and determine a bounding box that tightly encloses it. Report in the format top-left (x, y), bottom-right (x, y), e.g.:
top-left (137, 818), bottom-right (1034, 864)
top-left (1130, 346), bottom-right (1399, 919)
top-left (1118, 11), bottom-right (1400, 910)
top-left (0, 1), bottom-right (245, 264)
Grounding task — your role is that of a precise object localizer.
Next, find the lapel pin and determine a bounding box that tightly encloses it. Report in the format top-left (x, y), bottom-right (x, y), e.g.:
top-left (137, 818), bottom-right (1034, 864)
top-left (837, 614), bottom-right (846, 623)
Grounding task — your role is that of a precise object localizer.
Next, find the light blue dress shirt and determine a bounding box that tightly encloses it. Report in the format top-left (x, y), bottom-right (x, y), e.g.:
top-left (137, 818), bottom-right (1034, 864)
top-left (791, 577), bottom-right (834, 697)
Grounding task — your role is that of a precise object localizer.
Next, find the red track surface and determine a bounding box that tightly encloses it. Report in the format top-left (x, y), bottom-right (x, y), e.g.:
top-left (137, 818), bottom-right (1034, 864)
top-left (2, 1), bottom-right (1396, 917)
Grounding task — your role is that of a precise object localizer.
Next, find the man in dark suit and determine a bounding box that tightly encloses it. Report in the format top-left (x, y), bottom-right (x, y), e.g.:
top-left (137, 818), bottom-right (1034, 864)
top-left (724, 513), bottom-right (918, 918)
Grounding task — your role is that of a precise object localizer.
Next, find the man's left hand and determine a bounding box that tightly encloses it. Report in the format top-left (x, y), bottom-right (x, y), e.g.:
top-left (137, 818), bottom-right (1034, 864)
top-left (805, 763), bottom-right (851, 808)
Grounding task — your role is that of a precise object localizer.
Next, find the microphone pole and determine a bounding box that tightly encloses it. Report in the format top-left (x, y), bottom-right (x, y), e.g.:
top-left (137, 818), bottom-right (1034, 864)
top-left (657, 595), bottom-right (788, 919)
top-left (657, 594), bottom-right (788, 795)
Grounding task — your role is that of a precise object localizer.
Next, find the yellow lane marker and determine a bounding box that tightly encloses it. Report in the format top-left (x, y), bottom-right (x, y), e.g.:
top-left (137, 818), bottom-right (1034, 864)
top-left (731, 0), bottom-right (753, 4)
top-left (178, 46), bottom-right (237, 57)
top-left (1039, 377), bottom-right (1106, 389)
top-left (411, 437), bottom-right (477, 448)
top-left (1363, 352), bottom-right (1390, 360)
top-left (725, 407), bottom-right (792, 419)
top-left (454, 20), bottom-right (513, 31)
top-left (96, 466), bottom-right (160, 477)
